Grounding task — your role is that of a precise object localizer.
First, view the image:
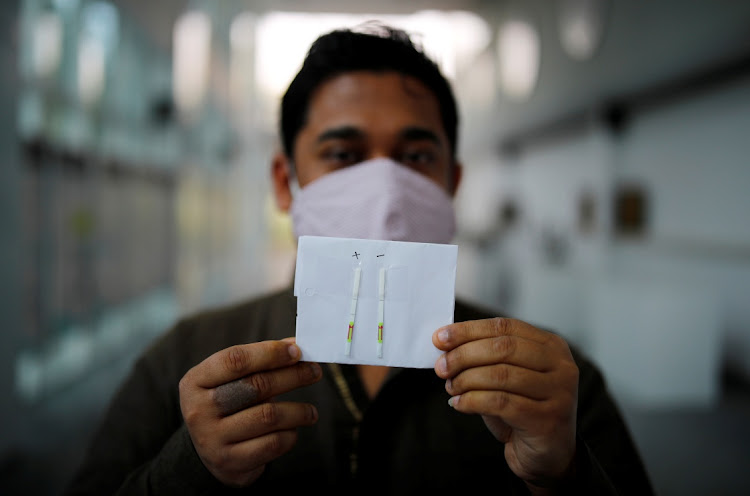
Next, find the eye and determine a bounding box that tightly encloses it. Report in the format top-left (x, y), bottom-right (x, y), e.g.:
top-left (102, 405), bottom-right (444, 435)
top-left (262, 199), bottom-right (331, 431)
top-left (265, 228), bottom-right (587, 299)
top-left (400, 149), bottom-right (437, 168)
top-left (321, 147), bottom-right (363, 168)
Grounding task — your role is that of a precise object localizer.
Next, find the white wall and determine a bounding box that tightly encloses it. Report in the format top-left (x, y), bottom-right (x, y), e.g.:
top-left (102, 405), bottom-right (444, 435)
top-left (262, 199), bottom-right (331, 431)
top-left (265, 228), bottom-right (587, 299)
top-left (467, 74), bottom-right (750, 408)
top-left (612, 75), bottom-right (750, 380)
top-left (619, 78), bottom-right (750, 246)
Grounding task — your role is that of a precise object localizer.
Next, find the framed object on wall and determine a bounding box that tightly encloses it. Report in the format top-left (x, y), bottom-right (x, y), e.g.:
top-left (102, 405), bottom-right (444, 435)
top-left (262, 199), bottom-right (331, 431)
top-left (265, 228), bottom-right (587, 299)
top-left (614, 182), bottom-right (649, 238)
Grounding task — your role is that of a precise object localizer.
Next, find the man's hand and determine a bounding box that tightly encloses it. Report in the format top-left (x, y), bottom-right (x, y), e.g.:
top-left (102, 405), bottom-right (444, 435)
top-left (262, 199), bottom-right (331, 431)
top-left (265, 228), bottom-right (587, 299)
top-left (178, 339), bottom-right (322, 487)
top-left (433, 318), bottom-right (579, 491)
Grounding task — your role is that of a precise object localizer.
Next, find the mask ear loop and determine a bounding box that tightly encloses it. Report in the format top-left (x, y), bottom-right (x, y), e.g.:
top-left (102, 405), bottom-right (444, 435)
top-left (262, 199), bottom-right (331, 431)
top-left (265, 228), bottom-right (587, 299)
top-left (288, 162), bottom-right (301, 199)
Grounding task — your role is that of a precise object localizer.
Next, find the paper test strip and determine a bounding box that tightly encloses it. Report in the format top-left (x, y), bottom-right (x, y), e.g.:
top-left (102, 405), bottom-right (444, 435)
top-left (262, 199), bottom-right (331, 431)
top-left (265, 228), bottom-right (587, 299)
top-left (346, 266), bottom-right (362, 356)
top-left (377, 268), bottom-right (385, 358)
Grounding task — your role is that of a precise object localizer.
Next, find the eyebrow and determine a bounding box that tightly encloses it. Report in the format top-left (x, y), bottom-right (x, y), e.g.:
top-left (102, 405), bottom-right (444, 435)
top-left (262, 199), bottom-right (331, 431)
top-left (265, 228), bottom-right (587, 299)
top-left (316, 126), bottom-right (365, 143)
top-left (399, 126), bottom-right (442, 145)
top-left (316, 125), bottom-right (443, 146)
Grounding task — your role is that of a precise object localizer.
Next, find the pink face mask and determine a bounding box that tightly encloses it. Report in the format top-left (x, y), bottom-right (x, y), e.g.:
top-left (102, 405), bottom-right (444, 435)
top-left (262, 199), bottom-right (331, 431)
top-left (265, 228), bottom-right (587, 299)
top-left (290, 157), bottom-right (456, 244)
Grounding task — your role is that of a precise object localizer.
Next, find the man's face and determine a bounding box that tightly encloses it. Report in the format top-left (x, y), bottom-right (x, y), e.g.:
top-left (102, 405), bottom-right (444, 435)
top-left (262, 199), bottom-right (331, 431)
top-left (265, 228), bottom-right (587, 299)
top-left (273, 71), bottom-right (461, 211)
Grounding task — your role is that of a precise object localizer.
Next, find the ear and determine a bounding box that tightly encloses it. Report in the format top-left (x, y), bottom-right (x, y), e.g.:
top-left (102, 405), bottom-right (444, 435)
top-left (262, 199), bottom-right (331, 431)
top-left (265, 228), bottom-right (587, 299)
top-left (449, 161), bottom-right (463, 197)
top-left (271, 152), bottom-right (294, 213)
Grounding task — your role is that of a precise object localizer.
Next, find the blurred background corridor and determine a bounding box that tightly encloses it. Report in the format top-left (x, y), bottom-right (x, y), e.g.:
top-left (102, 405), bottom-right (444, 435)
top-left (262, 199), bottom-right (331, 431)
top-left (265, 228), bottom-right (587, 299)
top-left (1, 1), bottom-right (749, 494)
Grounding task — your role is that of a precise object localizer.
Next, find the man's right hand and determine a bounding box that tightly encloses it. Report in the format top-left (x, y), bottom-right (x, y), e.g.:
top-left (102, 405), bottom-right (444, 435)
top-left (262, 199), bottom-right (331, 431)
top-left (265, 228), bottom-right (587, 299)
top-left (178, 339), bottom-right (322, 487)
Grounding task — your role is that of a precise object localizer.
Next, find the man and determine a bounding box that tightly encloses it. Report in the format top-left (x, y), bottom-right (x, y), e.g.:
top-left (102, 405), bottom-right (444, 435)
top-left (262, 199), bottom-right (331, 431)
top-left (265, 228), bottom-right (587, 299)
top-left (65, 25), bottom-right (653, 495)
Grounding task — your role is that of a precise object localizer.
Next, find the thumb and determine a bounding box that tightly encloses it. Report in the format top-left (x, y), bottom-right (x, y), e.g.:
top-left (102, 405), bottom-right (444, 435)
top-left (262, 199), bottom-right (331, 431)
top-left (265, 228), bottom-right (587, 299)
top-left (482, 415), bottom-right (513, 443)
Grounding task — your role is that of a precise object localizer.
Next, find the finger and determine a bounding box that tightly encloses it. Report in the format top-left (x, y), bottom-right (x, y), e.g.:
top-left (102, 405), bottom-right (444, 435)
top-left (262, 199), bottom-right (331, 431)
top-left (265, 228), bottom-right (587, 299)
top-left (434, 318), bottom-right (555, 351)
top-left (191, 341), bottom-right (302, 389)
top-left (445, 364), bottom-right (554, 401)
top-left (448, 390), bottom-right (544, 430)
top-left (217, 430), bottom-right (299, 484)
top-left (435, 336), bottom-right (555, 379)
top-left (213, 362), bottom-right (322, 417)
top-left (220, 401), bottom-right (318, 444)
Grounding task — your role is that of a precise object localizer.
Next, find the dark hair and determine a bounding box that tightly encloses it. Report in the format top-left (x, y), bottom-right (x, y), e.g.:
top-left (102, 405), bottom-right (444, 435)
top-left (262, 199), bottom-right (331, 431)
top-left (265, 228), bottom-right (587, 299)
top-left (280, 23), bottom-right (459, 159)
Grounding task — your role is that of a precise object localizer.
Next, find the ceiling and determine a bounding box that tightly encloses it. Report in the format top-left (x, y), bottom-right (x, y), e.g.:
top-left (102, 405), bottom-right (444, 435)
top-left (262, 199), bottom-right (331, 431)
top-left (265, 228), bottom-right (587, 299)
top-left (486, 0), bottom-right (750, 148)
top-left (112, 0), bottom-right (483, 52)
top-left (113, 0), bottom-right (750, 147)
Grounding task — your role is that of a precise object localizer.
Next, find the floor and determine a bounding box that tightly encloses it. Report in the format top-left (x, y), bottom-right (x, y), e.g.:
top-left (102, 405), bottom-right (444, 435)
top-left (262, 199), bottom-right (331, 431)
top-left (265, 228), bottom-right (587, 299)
top-left (621, 373), bottom-right (750, 496)
top-left (1, 356), bottom-right (750, 496)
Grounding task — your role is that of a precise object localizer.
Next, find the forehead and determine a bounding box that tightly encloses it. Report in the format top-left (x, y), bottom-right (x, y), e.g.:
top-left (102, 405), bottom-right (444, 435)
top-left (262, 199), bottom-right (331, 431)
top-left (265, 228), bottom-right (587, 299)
top-left (301, 71), bottom-right (445, 139)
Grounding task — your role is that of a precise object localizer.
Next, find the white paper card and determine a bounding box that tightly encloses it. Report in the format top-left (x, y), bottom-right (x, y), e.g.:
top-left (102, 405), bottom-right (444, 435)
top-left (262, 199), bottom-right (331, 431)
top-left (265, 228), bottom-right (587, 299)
top-left (294, 236), bottom-right (457, 368)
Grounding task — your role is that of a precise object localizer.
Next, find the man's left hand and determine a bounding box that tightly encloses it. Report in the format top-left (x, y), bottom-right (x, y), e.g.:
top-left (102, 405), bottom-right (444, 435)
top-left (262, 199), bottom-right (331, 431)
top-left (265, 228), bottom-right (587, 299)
top-left (433, 318), bottom-right (579, 491)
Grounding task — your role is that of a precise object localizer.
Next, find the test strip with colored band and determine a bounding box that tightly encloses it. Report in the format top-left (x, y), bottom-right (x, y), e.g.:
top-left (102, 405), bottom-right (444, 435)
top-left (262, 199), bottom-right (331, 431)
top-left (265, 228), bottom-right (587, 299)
top-left (346, 266), bottom-right (362, 356)
top-left (377, 267), bottom-right (385, 358)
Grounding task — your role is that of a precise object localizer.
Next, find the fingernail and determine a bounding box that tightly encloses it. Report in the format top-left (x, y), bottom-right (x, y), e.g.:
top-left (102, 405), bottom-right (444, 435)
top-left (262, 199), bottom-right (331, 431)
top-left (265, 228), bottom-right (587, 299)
top-left (288, 344), bottom-right (301, 359)
top-left (308, 404), bottom-right (318, 422)
top-left (445, 378), bottom-right (452, 393)
top-left (438, 327), bottom-right (450, 344)
top-left (448, 395), bottom-right (460, 408)
top-left (436, 355), bottom-right (448, 375)
top-left (308, 362), bottom-right (321, 378)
